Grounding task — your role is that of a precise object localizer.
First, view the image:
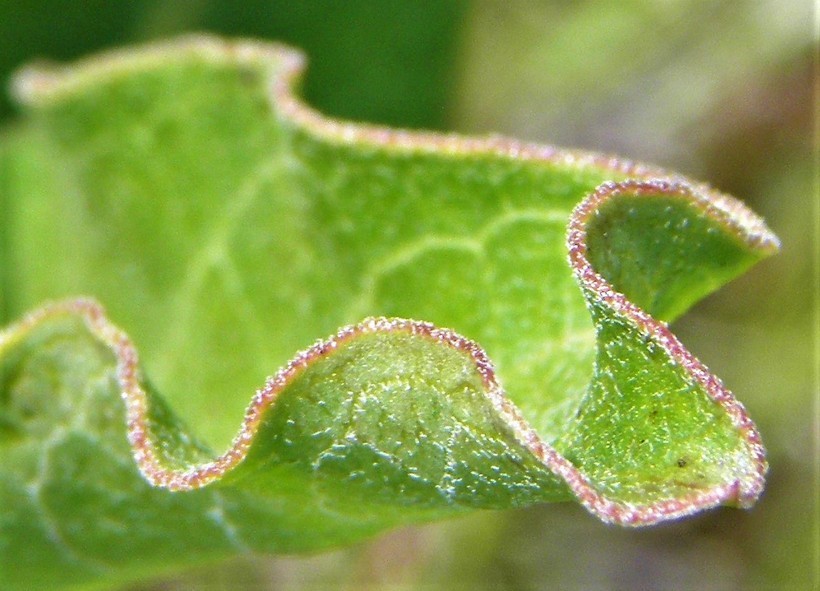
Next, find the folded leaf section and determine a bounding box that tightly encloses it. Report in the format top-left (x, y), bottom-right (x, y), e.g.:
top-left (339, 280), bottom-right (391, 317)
top-left (0, 300), bottom-right (570, 589)
top-left (554, 180), bottom-right (772, 522)
top-left (0, 36), bottom-right (780, 590)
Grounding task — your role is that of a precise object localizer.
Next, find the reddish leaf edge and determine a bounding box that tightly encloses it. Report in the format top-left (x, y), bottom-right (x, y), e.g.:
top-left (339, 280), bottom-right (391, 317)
top-left (6, 35), bottom-right (780, 526)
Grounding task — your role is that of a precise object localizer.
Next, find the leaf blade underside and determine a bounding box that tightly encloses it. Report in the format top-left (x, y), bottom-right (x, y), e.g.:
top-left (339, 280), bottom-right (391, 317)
top-left (0, 36), bottom-right (778, 589)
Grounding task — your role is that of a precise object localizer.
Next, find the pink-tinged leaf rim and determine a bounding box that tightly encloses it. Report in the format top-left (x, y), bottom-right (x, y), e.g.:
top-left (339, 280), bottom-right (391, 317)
top-left (1, 282), bottom-right (769, 527)
top-left (6, 35), bottom-right (779, 526)
top-left (567, 179), bottom-right (774, 518)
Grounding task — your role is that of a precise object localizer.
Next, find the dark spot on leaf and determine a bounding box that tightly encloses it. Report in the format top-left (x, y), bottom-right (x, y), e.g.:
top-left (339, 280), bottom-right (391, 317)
top-left (237, 67), bottom-right (258, 86)
top-left (676, 458), bottom-right (688, 468)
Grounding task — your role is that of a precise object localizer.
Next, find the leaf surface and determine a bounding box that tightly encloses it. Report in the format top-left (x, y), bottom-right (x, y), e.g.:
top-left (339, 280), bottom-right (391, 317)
top-left (0, 36), bottom-right (778, 589)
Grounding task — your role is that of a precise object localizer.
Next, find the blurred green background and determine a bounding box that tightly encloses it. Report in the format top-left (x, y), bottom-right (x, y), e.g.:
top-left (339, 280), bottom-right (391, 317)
top-left (0, 1), bottom-right (815, 589)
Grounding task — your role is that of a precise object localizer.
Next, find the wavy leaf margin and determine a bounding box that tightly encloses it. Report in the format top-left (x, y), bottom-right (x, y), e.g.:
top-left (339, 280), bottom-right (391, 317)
top-left (5, 35), bottom-right (780, 527)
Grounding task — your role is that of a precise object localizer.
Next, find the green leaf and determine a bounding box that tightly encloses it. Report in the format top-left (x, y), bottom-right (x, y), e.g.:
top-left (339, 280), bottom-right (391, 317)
top-left (0, 36), bottom-right (778, 589)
